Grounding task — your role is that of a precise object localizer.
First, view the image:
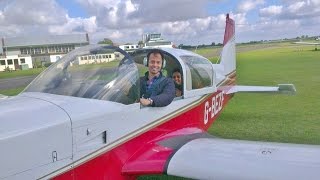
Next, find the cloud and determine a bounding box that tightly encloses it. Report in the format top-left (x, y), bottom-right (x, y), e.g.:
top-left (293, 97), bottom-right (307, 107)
top-left (0, 0), bottom-right (100, 38)
top-left (281, 0), bottom-right (320, 6)
top-left (292, 1), bottom-right (320, 17)
top-left (75, 0), bottom-right (137, 28)
top-left (259, 5), bottom-right (283, 17)
top-left (89, 28), bottom-right (144, 44)
top-left (129, 0), bottom-right (209, 23)
top-left (0, 0), bottom-right (319, 46)
top-left (0, 11), bottom-right (4, 22)
top-left (70, 0), bottom-right (228, 44)
top-left (254, 0), bottom-right (320, 41)
top-left (237, 0), bottom-right (265, 13)
top-left (278, 0), bottom-right (320, 19)
top-left (237, 1), bottom-right (319, 43)
top-left (233, 13), bottom-right (248, 26)
top-left (0, 0), bottom-right (67, 26)
top-left (288, 1), bottom-right (305, 13)
top-left (86, 11), bottom-right (233, 45)
top-left (49, 16), bottom-right (97, 34)
top-left (0, 25), bottom-right (22, 37)
top-left (75, 0), bottom-right (218, 29)
top-left (109, 31), bottom-right (124, 39)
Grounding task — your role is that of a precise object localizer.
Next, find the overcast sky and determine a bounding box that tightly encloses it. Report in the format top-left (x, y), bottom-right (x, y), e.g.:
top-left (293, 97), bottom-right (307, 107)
top-left (0, 0), bottom-right (319, 45)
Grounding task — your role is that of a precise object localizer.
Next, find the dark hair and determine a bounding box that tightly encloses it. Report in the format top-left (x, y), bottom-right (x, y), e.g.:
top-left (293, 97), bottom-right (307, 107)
top-left (146, 49), bottom-right (165, 67)
top-left (172, 68), bottom-right (181, 74)
top-left (147, 49), bottom-right (164, 61)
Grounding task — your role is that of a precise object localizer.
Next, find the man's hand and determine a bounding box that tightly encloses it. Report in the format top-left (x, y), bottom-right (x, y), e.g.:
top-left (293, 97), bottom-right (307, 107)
top-left (140, 98), bottom-right (151, 106)
top-left (175, 89), bottom-right (182, 97)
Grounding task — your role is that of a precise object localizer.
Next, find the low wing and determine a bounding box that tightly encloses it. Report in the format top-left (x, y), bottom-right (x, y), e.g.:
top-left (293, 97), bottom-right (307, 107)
top-left (166, 138), bottom-right (320, 180)
top-left (226, 84), bottom-right (296, 94)
top-left (122, 131), bottom-right (320, 180)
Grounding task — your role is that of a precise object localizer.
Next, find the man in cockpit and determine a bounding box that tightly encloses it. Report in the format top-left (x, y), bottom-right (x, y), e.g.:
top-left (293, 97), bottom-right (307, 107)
top-left (140, 50), bottom-right (175, 107)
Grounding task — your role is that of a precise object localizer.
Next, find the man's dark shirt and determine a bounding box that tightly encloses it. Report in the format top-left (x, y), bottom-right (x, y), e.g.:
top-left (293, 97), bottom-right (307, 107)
top-left (140, 72), bottom-right (175, 107)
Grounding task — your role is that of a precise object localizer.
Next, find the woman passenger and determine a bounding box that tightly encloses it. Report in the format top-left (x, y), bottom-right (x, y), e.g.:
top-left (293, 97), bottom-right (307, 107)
top-left (172, 68), bottom-right (183, 97)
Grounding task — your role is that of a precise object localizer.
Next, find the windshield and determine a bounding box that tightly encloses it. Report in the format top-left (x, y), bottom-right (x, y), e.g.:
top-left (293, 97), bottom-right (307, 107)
top-left (180, 55), bottom-right (213, 90)
top-left (24, 45), bottom-right (139, 105)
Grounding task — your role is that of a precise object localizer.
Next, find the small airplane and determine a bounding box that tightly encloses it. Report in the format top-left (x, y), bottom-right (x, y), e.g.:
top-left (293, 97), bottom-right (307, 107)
top-left (1, 14), bottom-right (320, 180)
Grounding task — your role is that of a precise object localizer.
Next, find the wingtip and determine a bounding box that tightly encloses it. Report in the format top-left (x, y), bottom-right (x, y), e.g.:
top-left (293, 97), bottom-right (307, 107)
top-left (278, 84), bottom-right (296, 95)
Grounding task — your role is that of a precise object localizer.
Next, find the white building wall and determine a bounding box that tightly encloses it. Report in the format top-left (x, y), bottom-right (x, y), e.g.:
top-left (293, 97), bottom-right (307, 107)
top-left (23, 56), bottom-right (33, 70)
top-left (119, 44), bottom-right (139, 52)
top-left (49, 54), bottom-right (64, 63)
top-left (75, 53), bottom-right (116, 65)
top-left (0, 55), bottom-right (32, 71)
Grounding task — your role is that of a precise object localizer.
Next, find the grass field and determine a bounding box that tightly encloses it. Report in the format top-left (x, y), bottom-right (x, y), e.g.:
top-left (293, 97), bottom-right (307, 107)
top-left (210, 46), bottom-right (320, 145)
top-left (0, 87), bottom-right (25, 96)
top-left (0, 68), bottom-right (43, 79)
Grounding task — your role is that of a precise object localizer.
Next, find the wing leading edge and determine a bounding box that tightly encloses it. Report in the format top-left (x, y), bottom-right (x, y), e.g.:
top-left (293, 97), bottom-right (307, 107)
top-left (226, 84), bottom-right (296, 95)
top-left (166, 138), bottom-right (320, 180)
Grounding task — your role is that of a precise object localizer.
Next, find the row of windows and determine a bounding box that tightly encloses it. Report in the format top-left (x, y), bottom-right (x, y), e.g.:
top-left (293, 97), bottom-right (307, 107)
top-left (0, 58), bottom-right (26, 66)
top-left (20, 45), bottom-right (75, 55)
top-left (80, 54), bottom-right (113, 61)
top-left (146, 41), bottom-right (172, 46)
top-left (123, 45), bottom-right (139, 50)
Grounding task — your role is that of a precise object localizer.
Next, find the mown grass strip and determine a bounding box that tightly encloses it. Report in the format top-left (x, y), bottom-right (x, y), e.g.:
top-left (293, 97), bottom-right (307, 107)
top-left (0, 87), bottom-right (25, 96)
top-left (0, 68), bottom-right (44, 79)
top-left (210, 46), bottom-right (320, 145)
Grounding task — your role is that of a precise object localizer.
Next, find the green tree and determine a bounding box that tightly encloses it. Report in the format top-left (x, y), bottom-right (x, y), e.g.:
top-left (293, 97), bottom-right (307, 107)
top-left (138, 40), bottom-right (143, 45)
top-left (98, 38), bottom-right (113, 45)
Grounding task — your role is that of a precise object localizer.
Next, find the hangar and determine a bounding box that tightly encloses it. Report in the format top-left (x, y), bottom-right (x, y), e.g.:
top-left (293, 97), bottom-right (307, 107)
top-left (0, 34), bottom-right (89, 71)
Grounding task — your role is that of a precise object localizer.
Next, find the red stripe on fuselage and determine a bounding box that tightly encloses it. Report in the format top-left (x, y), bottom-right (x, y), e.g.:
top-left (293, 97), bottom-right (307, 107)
top-left (53, 79), bottom-right (235, 180)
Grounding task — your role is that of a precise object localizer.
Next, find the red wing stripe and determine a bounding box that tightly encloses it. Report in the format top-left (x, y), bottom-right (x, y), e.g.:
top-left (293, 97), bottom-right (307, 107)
top-left (122, 132), bottom-right (213, 176)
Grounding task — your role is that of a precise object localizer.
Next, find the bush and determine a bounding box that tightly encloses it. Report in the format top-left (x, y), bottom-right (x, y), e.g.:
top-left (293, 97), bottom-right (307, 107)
top-left (44, 62), bottom-right (53, 67)
top-left (4, 66), bottom-right (12, 72)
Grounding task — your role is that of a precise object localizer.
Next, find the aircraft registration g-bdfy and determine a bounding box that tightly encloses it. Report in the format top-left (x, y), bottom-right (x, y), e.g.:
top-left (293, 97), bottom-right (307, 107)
top-left (1, 15), bottom-right (320, 180)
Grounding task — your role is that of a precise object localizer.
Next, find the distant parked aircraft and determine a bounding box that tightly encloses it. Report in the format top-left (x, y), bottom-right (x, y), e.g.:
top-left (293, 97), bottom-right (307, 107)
top-left (294, 39), bottom-right (320, 51)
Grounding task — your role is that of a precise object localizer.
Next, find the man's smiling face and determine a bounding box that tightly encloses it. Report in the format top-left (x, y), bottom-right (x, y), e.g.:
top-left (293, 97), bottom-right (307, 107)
top-left (148, 52), bottom-right (162, 76)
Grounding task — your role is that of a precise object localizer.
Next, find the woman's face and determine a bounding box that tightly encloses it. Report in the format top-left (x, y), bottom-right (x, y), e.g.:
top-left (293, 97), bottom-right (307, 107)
top-left (173, 72), bottom-right (182, 85)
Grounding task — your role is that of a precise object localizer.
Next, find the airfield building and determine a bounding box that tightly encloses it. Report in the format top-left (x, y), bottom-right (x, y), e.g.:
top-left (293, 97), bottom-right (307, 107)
top-left (142, 33), bottom-right (174, 48)
top-left (74, 53), bottom-right (116, 65)
top-left (119, 44), bottom-right (139, 52)
top-left (0, 34), bottom-right (89, 71)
